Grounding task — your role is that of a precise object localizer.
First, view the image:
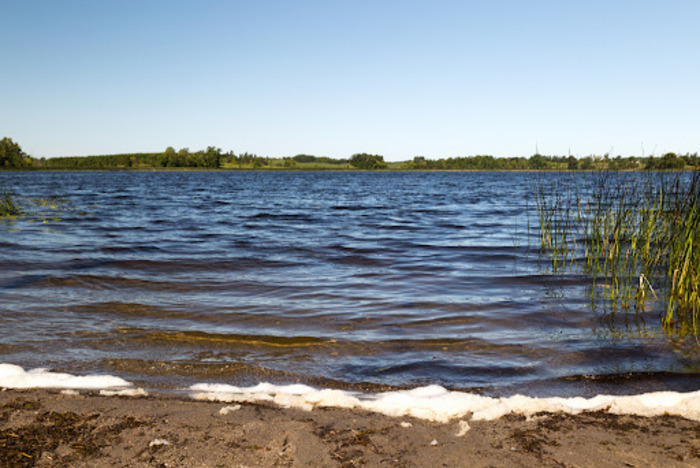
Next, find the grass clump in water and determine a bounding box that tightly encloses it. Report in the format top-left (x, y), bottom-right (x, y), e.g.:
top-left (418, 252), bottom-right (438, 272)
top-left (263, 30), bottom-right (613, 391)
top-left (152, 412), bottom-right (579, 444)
top-left (664, 176), bottom-right (700, 333)
top-left (0, 191), bottom-right (22, 217)
top-left (534, 171), bottom-right (700, 336)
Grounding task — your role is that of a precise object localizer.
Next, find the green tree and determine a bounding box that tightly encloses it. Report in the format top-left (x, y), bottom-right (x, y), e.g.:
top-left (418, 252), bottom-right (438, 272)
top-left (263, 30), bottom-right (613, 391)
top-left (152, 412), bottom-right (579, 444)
top-left (0, 137), bottom-right (29, 168)
top-left (293, 154), bottom-right (317, 163)
top-left (656, 152), bottom-right (686, 170)
top-left (203, 146), bottom-right (222, 168)
top-left (160, 146), bottom-right (177, 167)
top-left (680, 153), bottom-right (698, 167)
top-left (412, 156), bottom-right (427, 169)
top-left (528, 154), bottom-right (549, 170)
top-left (350, 153), bottom-right (387, 169)
top-left (579, 156), bottom-right (594, 170)
top-left (644, 156), bottom-right (657, 170)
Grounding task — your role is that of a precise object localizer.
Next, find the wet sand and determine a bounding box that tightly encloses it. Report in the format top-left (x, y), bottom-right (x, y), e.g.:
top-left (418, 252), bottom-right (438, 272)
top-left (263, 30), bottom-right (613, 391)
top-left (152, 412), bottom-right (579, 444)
top-left (1, 388), bottom-right (699, 467)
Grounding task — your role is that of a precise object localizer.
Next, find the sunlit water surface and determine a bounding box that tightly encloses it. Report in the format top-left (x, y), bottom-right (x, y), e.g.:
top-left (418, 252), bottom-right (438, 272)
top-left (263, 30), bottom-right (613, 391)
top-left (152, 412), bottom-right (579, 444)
top-left (1, 171), bottom-right (699, 396)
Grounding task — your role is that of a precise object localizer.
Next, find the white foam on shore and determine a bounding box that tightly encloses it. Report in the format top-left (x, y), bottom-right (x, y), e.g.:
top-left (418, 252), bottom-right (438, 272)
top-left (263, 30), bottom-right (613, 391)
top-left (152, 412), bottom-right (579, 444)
top-left (189, 382), bottom-right (700, 423)
top-left (4, 363), bottom-right (700, 423)
top-left (0, 363), bottom-right (133, 390)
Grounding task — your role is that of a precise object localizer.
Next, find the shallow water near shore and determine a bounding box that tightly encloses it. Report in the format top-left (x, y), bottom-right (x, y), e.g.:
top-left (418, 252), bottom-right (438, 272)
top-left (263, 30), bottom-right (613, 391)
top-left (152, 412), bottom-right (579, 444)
top-left (1, 171), bottom-right (699, 397)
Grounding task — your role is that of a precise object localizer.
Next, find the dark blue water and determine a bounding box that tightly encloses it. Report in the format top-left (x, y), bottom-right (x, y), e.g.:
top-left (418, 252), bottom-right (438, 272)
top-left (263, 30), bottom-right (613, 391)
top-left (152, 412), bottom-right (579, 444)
top-left (1, 171), bottom-right (699, 396)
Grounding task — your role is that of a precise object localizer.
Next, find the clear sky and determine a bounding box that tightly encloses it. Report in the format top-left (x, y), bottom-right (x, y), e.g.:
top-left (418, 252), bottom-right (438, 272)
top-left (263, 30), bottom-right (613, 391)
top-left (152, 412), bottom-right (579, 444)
top-left (2, 1), bottom-right (699, 161)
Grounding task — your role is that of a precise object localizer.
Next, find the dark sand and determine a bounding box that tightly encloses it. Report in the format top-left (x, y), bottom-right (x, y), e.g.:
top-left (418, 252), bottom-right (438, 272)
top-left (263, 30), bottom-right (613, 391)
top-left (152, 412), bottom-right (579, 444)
top-left (1, 388), bottom-right (699, 467)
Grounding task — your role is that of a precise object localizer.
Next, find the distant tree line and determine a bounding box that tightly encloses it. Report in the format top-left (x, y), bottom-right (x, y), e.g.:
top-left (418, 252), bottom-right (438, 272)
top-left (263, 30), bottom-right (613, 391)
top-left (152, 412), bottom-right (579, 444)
top-left (644, 152), bottom-right (691, 170)
top-left (402, 152), bottom-right (698, 171)
top-left (405, 155), bottom-right (530, 170)
top-left (40, 146), bottom-right (224, 169)
top-left (40, 152), bottom-right (162, 169)
top-left (1, 137), bottom-right (698, 171)
top-left (226, 152), bottom-right (271, 168)
top-left (291, 154), bottom-right (349, 165)
top-left (158, 146), bottom-right (223, 168)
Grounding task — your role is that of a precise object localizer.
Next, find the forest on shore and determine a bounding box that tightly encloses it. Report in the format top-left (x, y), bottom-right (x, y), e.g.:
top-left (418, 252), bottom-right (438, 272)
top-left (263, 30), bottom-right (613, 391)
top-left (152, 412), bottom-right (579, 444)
top-left (1, 137), bottom-right (698, 171)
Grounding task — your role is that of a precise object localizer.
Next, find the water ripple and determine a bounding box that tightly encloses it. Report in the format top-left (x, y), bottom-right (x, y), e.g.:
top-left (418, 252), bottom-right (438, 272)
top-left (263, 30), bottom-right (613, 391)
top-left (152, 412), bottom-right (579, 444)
top-left (0, 171), bottom-right (696, 395)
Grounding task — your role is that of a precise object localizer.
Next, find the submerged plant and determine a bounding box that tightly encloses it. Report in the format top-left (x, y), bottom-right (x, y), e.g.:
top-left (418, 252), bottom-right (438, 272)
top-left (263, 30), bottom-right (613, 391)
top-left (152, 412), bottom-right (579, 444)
top-left (0, 192), bottom-right (69, 223)
top-left (0, 190), bottom-right (22, 217)
top-left (533, 171), bottom-right (700, 337)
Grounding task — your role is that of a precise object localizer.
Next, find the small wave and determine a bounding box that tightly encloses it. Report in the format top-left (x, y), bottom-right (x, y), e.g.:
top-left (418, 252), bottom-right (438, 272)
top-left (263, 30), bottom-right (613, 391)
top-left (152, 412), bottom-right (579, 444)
top-left (248, 213), bottom-right (317, 222)
top-left (72, 302), bottom-right (196, 319)
top-left (331, 205), bottom-right (388, 211)
top-left (24, 274), bottom-right (175, 292)
top-left (327, 254), bottom-right (390, 267)
top-left (116, 329), bottom-right (332, 347)
top-left (101, 245), bottom-right (162, 254)
top-left (108, 257), bottom-right (301, 272)
top-left (0, 274), bottom-right (49, 289)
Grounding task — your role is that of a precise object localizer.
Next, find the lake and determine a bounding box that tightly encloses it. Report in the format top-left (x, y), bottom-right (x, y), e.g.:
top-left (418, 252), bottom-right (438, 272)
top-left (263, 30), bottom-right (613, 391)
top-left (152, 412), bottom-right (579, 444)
top-left (1, 171), bottom-right (699, 396)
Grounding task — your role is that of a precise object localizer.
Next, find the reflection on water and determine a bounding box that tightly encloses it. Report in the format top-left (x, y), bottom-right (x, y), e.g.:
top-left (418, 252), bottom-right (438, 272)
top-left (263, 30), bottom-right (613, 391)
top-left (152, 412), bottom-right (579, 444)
top-left (0, 171), bottom-right (699, 396)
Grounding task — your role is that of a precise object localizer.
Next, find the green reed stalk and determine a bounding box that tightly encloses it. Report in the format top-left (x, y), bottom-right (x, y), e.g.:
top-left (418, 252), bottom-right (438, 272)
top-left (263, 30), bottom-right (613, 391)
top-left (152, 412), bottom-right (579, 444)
top-left (664, 176), bottom-right (700, 331)
top-left (533, 170), bottom-right (700, 337)
top-left (534, 176), bottom-right (578, 273)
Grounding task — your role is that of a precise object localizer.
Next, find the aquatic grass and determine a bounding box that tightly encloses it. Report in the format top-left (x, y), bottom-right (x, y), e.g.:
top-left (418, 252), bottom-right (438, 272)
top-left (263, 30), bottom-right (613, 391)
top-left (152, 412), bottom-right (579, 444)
top-left (533, 170), bottom-right (700, 337)
top-left (0, 192), bottom-right (70, 225)
top-left (30, 197), bottom-right (61, 209)
top-left (664, 176), bottom-right (700, 333)
top-left (0, 190), bottom-right (22, 217)
top-left (534, 174), bottom-right (579, 273)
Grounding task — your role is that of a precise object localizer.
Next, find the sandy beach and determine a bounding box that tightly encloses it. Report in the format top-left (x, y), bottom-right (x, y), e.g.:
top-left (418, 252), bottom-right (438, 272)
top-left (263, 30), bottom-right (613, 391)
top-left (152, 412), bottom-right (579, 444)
top-left (1, 388), bottom-right (699, 467)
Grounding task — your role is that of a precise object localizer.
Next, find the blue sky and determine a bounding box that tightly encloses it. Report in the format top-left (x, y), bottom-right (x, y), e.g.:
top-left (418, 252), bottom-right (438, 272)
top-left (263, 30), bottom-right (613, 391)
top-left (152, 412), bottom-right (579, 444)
top-left (2, 1), bottom-right (698, 161)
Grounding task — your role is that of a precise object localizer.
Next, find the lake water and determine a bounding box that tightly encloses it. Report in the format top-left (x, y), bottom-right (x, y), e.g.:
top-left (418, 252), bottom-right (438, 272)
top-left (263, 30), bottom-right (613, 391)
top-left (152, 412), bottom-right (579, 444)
top-left (1, 171), bottom-right (699, 397)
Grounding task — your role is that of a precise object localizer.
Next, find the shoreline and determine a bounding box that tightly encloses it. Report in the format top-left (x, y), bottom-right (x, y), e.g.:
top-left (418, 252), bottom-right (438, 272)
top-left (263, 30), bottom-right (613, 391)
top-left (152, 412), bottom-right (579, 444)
top-left (2, 388), bottom-right (699, 467)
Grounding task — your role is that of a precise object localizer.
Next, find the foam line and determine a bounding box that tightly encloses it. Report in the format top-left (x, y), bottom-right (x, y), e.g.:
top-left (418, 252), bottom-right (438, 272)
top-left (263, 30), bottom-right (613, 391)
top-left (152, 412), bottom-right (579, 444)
top-left (0, 363), bottom-right (132, 390)
top-left (190, 382), bottom-right (700, 423)
top-left (4, 363), bottom-right (699, 423)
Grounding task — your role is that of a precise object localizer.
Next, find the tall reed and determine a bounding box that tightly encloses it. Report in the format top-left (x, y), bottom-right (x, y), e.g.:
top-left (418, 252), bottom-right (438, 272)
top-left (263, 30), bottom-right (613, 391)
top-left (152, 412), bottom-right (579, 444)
top-left (534, 175), bottom-right (578, 273)
top-left (533, 171), bottom-right (700, 336)
top-left (664, 176), bottom-right (700, 334)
